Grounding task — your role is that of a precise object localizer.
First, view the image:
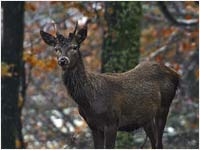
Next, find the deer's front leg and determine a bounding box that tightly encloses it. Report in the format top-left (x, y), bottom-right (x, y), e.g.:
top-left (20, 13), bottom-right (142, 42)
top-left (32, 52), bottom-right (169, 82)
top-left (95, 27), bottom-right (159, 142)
top-left (92, 129), bottom-right (104, 149)
top-left (104, 126), bottom-right (117, 149)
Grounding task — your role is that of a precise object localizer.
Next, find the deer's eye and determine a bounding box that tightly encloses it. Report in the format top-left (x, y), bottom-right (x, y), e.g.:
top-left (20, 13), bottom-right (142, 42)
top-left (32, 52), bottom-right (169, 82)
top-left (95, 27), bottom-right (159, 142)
top-left (73, 45), bottom-right (78, 50)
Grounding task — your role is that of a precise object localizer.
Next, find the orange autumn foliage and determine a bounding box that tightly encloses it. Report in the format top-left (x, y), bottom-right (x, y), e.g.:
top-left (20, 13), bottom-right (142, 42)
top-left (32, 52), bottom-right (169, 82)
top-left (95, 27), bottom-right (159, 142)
top-left (23, 52), bottom-right (57, 72)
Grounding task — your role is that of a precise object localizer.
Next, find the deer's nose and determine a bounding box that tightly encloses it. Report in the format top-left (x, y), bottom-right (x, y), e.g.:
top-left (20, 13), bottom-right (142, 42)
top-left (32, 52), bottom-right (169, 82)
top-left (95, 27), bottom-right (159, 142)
top-left (58, 56), bottom-right (70, 66)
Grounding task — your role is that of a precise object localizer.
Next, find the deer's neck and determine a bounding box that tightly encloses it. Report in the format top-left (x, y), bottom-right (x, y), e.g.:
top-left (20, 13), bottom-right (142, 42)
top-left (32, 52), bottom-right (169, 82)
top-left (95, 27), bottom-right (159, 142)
top-left (62, 57), bottom-right (91, 106)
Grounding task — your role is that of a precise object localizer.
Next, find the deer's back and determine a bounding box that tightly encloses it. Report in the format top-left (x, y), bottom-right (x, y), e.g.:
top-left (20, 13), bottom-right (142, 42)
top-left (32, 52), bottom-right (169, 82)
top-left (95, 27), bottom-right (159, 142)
top-left (79, 62), bottom-right (179, 131)
top-left (93, 61), bottom-right (179, 130)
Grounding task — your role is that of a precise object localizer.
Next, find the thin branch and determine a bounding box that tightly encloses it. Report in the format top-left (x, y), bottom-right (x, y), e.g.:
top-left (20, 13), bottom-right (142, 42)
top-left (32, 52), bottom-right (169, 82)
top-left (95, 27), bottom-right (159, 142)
top-left (157, 2), bottom-right (199, 27)
top-left (148, 31), bottom-right (178, 59)
top-left (149, 45), bottom-right (167, 59)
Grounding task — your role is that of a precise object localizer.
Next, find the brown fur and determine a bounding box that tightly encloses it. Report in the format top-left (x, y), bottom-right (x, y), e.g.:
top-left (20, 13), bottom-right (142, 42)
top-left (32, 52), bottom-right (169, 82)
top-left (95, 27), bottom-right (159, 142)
top-left (63, 60), bottom-right (179, 148)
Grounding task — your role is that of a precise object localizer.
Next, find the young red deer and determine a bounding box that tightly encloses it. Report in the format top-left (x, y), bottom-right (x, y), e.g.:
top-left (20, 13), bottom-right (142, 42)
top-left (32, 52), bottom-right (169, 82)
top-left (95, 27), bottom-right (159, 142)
top-left (40, 22), bottom-right (180, 149)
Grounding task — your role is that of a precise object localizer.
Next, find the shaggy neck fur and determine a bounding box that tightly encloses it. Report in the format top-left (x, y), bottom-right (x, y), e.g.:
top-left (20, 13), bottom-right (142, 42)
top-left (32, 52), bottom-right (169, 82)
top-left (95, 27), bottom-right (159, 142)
top-left (62, 54), bottom-right (92, 107)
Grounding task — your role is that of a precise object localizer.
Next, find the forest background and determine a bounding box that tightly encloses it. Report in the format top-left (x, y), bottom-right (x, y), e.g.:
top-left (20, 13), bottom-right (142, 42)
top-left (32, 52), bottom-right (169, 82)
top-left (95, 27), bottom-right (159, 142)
top-left (1, 1), bottom-right (199, 149)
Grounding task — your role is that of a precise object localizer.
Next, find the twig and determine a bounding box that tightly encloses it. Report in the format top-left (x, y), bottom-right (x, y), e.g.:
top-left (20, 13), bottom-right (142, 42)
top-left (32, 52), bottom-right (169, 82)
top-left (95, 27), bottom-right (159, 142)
top-left (148, 31), bottom-right (178, 60)
top-left (149, 45), bottom-right (167, 59)
top-left (158, 2), bottom-right (199, 28)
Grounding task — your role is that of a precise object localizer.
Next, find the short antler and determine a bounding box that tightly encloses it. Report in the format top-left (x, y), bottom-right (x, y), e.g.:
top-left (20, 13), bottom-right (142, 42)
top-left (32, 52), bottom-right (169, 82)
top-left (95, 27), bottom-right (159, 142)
top-left (51, 20), bottom-right (58, 34)
top-left (73, 21), bottom-right (78, 35)
top-left (68, 21), bottom-right (79, 41)
top-left (49, 20), bottom-right (66, 44)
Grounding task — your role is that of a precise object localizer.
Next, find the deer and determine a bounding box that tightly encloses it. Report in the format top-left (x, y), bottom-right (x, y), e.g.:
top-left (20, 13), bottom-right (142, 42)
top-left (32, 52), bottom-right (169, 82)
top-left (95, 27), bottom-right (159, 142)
top-left (40, 22), bottom-right (180, 149)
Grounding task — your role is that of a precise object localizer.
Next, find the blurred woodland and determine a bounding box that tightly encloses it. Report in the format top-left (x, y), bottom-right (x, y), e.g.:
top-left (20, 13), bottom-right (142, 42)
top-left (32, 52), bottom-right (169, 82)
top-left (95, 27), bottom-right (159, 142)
top-left (1, 1), bottom-right (199, 149)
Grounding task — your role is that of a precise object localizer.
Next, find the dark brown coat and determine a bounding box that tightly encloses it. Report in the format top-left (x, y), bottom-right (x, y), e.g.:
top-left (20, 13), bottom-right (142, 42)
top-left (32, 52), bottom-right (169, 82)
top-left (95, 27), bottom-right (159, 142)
top-left (63, 59), bottom-right (179, 148)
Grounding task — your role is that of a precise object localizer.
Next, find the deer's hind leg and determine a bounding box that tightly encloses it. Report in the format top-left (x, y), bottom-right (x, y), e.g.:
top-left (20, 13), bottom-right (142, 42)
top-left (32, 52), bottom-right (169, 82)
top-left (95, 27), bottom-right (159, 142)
top-left (144, 119), bottom-right (158, 149)
top-left (92, 129), bottom-right (104, 148)
top-left (156, 105), bottom-right (170, 148)
top-left (104, 125), bottom-right (118, 149)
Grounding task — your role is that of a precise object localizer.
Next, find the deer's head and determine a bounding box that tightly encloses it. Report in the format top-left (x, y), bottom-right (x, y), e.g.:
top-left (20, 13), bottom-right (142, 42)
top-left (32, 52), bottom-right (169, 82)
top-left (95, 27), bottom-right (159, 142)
top-left (40, 22), bottom-right (87, 70)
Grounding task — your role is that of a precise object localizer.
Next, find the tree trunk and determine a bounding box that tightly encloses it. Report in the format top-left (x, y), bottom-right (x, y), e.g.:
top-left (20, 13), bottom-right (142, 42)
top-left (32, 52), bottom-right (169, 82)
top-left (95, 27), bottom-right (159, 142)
top-left (1, 2), bottom-right (24, 148)
top-left (102, 1), bottom-right (142, 148)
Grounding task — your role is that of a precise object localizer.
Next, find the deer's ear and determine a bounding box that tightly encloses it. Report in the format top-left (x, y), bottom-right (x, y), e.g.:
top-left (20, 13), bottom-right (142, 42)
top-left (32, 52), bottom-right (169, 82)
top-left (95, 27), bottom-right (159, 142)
top-left (40, 31), bottom-right (57, 46)
top-left (75, 26), bottom-right (87, 44)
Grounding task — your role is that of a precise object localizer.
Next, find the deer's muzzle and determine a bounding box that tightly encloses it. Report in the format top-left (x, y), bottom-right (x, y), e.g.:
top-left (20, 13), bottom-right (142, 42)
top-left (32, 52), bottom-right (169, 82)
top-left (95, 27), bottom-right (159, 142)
top-left (58, 56), bottom-right (70, 66)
